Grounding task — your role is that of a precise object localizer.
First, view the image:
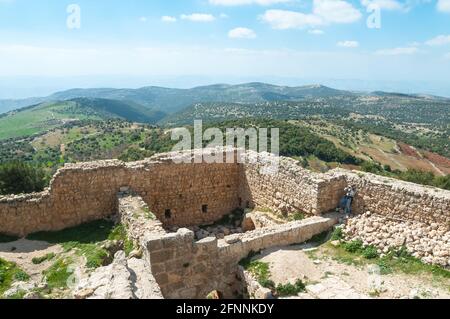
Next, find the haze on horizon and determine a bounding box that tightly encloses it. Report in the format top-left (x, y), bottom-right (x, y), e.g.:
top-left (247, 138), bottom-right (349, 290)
top-left (0, 0), bottom-right (449, 98)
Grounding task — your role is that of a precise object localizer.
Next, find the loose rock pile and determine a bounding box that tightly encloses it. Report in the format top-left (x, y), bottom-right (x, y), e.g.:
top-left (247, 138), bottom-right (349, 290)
top-left (169, 225), bottom-right (245, 240)
top-left (343, 212), bottom-right (450, 267)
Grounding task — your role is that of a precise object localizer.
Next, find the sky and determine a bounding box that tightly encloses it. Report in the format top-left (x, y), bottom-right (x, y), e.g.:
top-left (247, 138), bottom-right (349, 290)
top-left (0, 0), bottom-right (449, 98)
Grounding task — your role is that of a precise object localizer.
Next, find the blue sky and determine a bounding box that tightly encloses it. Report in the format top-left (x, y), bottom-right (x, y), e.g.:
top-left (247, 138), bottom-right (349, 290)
top-left (0, 0), bottom-right (449, 97)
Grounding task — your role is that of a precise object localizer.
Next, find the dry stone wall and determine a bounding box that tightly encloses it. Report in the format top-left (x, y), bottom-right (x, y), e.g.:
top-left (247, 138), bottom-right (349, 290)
top-left (0, 151), bottom-right (240, 236)
top-left (143, 215), bottom-right (338, 299)
top-left (0, 149), bottom-right (449, 237)
top-left (239, 153), bottom-right (325, 215)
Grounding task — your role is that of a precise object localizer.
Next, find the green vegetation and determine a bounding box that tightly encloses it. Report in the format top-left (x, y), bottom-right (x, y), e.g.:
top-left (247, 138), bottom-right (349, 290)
top-left (245, 261), bottom-right (275, 289)
top-left (0, 162), bottom-right (48, 195)
top-left (32, 253), bottom-right (56, 265)
top-left (361, 163), bottom-right (450, 191)
top-left (27, 219), bottom-right (131, 268)
top-left (341, 239), bottom-right (379, 259)
top-left (108, 224), bottom-right (135, 256)
top-left (275, 279), bottom-right (306, 297)
top-left (240, 252), bottom-right (308, 297)
top-left (290, 212), bottom-right (305, 221)
top-left (27, 219), bottom-right (115, 244)
top-left (375, 246), bottom-right (450, 278)
top-left (330, 227), bottom-right (344, 241)
top-left (43, 258), bottom-right (72, 290)
top-left (0, 258), bottom-right (30, 296)
top-left (325, 238), bottom-right (450, 282)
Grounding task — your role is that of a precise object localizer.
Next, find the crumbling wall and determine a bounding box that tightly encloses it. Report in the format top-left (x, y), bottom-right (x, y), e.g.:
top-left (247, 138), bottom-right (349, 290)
top-left (0, 149), bottom-right (449, 237)
top-left (143, 215), bottom-right (338, 299)
top-left (0, 153), bottom-right (240, 236)
top-left (333, 170), bottom-right (450, 226)
top-left (239, 153), bottom-right (324, 215)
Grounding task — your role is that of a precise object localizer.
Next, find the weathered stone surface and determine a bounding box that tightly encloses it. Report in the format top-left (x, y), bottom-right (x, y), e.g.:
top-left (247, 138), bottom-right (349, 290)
top-left (1, 148), bottom-right (449, 300)
top-left (73, 251), bottom-right (134, 299)
top-left (343, 212), bottom-right (450, 267)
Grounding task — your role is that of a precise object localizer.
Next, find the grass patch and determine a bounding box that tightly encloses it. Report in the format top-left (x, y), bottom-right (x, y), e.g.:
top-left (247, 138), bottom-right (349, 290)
top-left (376, 247), bottom-right (450, 279)
top-left (0, 234), bottom-right (19, 243)
top-left (27, 219), bottom-right (121, 269)
top-left (26, 219), bottom-right (115, 244)
top-left (276, 279), bottom-right (306, 297)
top-left (0, 258), bottom-right (30, 296)
top-left (43, 258), bottom-right (72, 290)
top-left (290, 212), bottom-right (305, 221)
top-left (108, 224), bottom-right (135, 256)
top-left (239, 250), bottom-right (260, 268)
top-left (32, 253), bottom-right (56, 265)
top-left (342, 239), bottom-right (364, 253)
top-left (142, 207), bottom-right (156, 220)
top-left (241, 257), bottom-right (275, 289)
top-left (330, 227), bottom-right (344, 241)
top-left (325, 241), bottom-right (450, 284)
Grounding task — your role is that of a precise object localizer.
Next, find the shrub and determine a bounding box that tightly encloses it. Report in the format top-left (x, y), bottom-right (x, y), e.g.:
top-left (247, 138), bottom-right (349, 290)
top-left (291, 212), bottom-right (305, 221)
top-left (32, 253), bottom-right (56, 265)
top-left (330, 227), bottom-right (344, 241)
top-left (362, 245), bottom-right (379, 259)
top-left (0, 162), bottom-right (48, 195)
top-left (343, 240), bottom-right (363, 253)
top-left (44, 259), bottom-right (72, 290)
top-left (276, 279), bottom-right (306, 297)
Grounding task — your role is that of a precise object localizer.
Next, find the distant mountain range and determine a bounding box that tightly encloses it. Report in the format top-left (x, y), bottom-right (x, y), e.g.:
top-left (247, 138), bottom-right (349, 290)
top-left (0, 82), bottom-right (449, 132)
top-left (0, 83), bottom-right (362, 116)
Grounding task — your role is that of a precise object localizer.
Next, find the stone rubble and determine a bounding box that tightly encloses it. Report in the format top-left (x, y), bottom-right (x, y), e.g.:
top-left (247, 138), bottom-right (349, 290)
top-left (73, 251), bottom-right (163, 299)
top-left (343, 211), bottom-right (450, 267)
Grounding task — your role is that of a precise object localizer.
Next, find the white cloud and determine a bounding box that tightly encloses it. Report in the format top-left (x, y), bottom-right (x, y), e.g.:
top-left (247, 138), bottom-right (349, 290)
top-left (139, 17), bottom-right (148, 23)
top-left (313, 0), bottom-right (362, 24)
top-left (425, 35), bottom-right (450, 46)
top-left (375, 47), bottom-right (419, 55)
top-left (337, 40), bottom-right (359, 48)
top-left (308, 29), bottom-right (325, 35)
top-left (209, 0), bottom-right (289, 6)
top-left (261, 10), bottom-right (323, 29)
top-left (180, 13), bottom-right (216, 22)
top-left (261, 0), bottom-right (361, 30)
top-left (437, 0), bottom-right (450, 12)
top-left (228, 27), bottom-right (257, 39)
top-left (361, 0), bottom-right (404, 11)
top-left (161, 16), bottom-right (177, 23)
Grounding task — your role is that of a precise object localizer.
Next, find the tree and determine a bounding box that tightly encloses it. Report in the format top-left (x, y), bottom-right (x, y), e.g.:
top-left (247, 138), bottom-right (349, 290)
top-left (0, 162), bottom-right (47, 195)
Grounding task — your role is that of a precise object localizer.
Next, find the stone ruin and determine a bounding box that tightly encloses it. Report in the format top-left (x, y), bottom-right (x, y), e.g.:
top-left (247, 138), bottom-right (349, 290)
top-left (0, 148), bottom-right (449, 298)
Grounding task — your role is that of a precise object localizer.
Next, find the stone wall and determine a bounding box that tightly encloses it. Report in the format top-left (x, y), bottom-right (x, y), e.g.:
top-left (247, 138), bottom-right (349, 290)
top-left (333, 170), bottom-right (450, 226)
top-left (142, 215), bottom-right (338, 299)
top-left (0, 149), bottom-right (449, 237)
top-left (0, 151), bottom-right (241, 236)
top-left (239, 153), bottom-right (325, 215)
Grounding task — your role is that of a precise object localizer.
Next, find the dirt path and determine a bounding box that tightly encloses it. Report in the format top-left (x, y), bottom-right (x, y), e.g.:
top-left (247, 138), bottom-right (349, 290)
top-left (0, 239), bottom-right (63, 282)
top-left (257, 244), bottom-right (450, 299)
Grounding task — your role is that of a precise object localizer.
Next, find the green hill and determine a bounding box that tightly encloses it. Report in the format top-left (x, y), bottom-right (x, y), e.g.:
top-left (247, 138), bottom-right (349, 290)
top-left (0, 98), bottom-right (165, 140)
top-left (0, 83), bottom-right (353, 115)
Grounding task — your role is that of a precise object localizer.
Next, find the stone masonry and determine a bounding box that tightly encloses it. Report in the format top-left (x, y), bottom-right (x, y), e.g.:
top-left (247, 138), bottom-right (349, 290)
top-left (0, 149), bottom-right (448, 237)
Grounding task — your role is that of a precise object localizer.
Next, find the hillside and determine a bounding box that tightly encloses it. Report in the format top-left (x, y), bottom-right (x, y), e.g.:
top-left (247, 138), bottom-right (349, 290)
top-left (0, 83), bottom-right (352, 115)
top-left (0, 98), bottom-right (163, 140)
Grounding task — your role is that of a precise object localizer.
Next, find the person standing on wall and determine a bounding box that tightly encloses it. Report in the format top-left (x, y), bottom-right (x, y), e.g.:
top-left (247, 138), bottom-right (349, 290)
top-left (338, 185), bottom-right (356, 217)
top-left (344, 185), bottom-right (356, 216)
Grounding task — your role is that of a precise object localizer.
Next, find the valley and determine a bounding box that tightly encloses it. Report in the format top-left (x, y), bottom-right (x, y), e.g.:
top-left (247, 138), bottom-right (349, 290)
top-left (0, 83), bottom-right (448, 194)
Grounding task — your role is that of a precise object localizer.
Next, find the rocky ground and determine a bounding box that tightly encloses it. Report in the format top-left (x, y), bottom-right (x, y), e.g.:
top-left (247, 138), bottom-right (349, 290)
top-left (343, 212), bottom-right (450, 267)
top-left (73, 251), bottom-right (163, 299)
top-left (253, 241), bottom-right (450, 299)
